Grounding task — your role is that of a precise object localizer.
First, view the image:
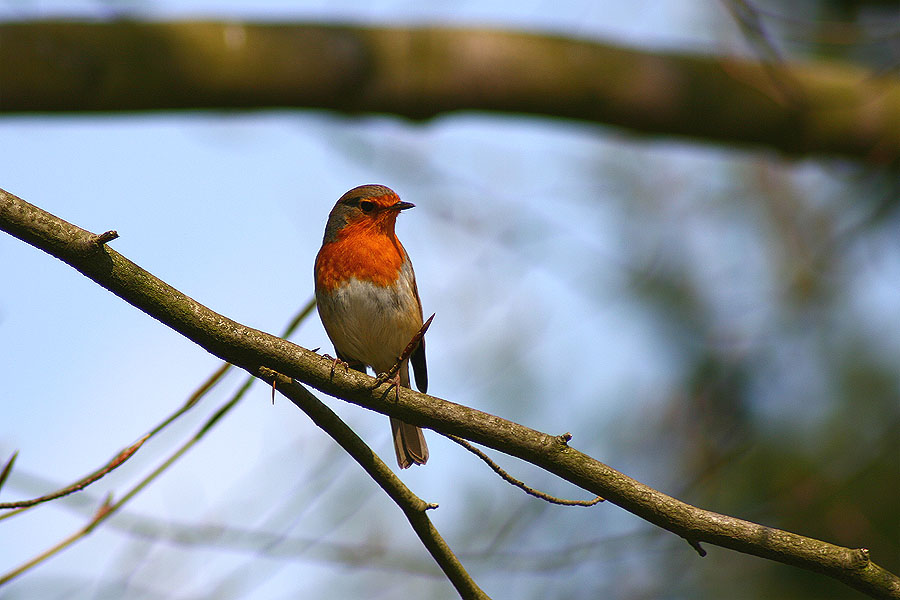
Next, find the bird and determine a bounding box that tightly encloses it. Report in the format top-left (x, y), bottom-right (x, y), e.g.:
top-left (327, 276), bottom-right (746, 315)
top-left (314, 184), bottom-right (429, 469)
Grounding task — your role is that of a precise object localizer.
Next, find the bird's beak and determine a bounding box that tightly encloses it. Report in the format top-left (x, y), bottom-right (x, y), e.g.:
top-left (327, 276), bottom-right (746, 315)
top-left (393, 201), bottom-right (415, 211)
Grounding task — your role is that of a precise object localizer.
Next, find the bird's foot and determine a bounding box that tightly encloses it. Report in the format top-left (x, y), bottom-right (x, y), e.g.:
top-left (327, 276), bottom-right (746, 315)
top-left (373, 371), bottom-right (402, 401)
top-left (323, 354), bottom-right (350, 379)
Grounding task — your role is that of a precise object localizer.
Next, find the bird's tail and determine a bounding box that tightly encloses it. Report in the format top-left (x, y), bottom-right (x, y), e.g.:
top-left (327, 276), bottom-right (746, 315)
top-left (391, 417), bottom-right (429, 469)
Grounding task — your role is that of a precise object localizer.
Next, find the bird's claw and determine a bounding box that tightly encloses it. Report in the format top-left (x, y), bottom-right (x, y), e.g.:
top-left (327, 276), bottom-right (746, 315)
top-left (372, 371), bottom-right (402, 402)
top-left (323, 354), bottom-right (350, 379)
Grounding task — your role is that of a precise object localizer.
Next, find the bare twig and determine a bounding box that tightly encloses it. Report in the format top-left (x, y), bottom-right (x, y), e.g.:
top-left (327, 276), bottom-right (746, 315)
top-left (0, 400), bottom-right (228, 584)
top-left (0, 291), bottom-right (316, 586)
top-left (0, 436), bottom-right (148, 510)
top-left (0, 495), bottom-right (114, 586)
top-left (8, 467), bottom-right (643, 574)
top-left (0, 336), bottom-right (234, 515)
top-left (258, 367), bottom-right (489, 600)
top-left (445, 435), bottom-right (603, 507)
top-left (721, 0), bottom-right (807, 107)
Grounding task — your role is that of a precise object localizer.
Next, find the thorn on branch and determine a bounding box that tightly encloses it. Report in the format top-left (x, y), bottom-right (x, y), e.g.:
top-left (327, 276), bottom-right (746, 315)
top-left (0, 452), bottom-right (18, 494)
top-left (445, 434), bottom-right (604, 506)
top-left (87, 494), bottom-right (115, 531)
top-left (72, 230), bottom-right (119, 256)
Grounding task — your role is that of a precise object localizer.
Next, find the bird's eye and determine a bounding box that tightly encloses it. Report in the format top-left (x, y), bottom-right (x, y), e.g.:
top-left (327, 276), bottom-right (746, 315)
top-left (359, 200), bottom-right (375, 213)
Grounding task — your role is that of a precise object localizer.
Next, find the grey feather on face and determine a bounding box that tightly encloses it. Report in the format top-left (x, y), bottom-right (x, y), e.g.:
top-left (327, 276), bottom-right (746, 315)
top-left (322, 203), bottom-right (353, 244)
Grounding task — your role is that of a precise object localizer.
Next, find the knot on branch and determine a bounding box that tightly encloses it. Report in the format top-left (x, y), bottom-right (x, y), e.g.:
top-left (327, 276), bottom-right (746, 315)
top-left (848, 548), bottom-right (871, 569)
top-left (556, 432), bottom-right (573, 446)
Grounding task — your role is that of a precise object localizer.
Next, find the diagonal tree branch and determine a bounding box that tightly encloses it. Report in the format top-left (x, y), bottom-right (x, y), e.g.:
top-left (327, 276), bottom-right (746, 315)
top-left (1, 187), bottom-right (898, 599)
top-left (258, 367), bottom-right (489, 600)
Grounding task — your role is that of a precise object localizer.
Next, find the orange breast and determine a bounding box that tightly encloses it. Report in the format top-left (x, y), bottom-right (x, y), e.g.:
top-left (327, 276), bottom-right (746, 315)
top-left (316, 223), bottom-right (407, 293)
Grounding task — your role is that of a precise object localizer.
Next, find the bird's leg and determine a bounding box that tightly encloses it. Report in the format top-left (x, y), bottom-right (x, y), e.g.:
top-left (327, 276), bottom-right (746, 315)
top-left (372, 370), bottom-right (403, 402)
top-left (371, 314), bottom-right (435, 391)
top-left (372, 365), bottom-right (398, 389)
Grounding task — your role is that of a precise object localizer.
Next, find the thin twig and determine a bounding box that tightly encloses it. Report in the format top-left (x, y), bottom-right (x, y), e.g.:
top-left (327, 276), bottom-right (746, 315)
top-left (0, 356), bottom-right (231, 514)
top-left (0, 298), bottom-right (316, 586)
top-left (258, 367), bottom-right (490, 600)
top-left (445, 435), bottom-right (603, 507)
top-left (721, 0), bottom-right (806, 107)
top-left (0, 436), bottom-right (148, 510)
top-left (0, 299), bottom-right (315, 515)
top-left (0, 496), bottom-right (114, 586)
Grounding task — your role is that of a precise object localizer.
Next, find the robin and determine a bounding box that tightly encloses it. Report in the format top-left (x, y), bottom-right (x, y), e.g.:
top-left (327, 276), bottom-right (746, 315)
top-left (314, 184), bottom-right (429, 468)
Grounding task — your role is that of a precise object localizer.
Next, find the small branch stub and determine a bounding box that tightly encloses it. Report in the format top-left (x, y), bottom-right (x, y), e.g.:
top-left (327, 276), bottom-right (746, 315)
top-left (686, 538), bottom-right (707, 557)
top-left (93, 230), bottom-right (119, 245)
top-left (72, 230), bottom-right (119, 256)
top-left (850, 548), bottom-right (871, 569)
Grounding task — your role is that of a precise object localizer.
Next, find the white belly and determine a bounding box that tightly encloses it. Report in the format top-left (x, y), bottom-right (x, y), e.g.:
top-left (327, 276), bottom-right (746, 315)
top-left (317, 261), bottom-right (422, 374)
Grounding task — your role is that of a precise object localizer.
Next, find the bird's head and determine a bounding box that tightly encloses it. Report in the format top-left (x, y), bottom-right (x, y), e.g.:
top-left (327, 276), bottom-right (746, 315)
top-left (323, 184), bottom-right (414, 243)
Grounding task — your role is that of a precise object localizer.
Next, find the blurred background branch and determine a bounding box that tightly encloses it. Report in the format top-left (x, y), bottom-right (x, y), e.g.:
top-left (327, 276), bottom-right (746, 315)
top-left (1, 21), bottom-right (898, 161)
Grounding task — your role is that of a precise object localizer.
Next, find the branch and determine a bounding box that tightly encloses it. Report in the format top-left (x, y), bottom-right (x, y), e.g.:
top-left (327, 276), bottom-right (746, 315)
top-left (0, 360), bottom-right (249, 586)
top-left (444, 434), bottom-right (603, 507)
top-left (1, 187), bottom-right (898, 599)
top-left (0, 309), bottom-right (243, 515)
top-left (0, 435), bottom-right (148, 510)
top-left (0, 297), bottom-right (315, 582)
top-left (259, 367), bottom-right (488, 600)
top-left (1, 21), bottom-right (898, 160)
